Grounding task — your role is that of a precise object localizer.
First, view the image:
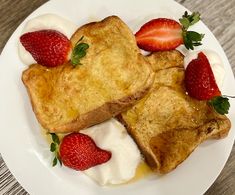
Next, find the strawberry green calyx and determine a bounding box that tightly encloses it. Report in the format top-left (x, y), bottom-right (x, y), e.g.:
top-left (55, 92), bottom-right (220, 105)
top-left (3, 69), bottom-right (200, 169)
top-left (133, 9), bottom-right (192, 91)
top-left (209, 96), bottom-right (230, 115)
top-left (180, 11), bottom-right (201, 29)
top-left (71, 36), bottom-right (89, 66)
top-left (49, 133), bottom-right (62, 166)
top-left (179, 11), bottom-right (204, 50)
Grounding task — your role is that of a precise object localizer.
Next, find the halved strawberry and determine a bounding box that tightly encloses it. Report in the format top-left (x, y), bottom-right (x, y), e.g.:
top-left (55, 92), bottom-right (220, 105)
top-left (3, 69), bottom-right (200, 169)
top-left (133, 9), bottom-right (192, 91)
top-left (185, 52), bottom-right (221, 100)
top-left (20, 30), bottom-right (72, 67)
top-left (135, 12), bottom-right (204, 51)
top-left (135, 18), bottom-right (183, 51)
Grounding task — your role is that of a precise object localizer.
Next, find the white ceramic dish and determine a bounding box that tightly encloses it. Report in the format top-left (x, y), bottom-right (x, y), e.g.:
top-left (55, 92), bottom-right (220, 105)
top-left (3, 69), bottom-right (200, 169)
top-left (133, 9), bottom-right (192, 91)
top-left (0, 0), bottom-right (235, 194)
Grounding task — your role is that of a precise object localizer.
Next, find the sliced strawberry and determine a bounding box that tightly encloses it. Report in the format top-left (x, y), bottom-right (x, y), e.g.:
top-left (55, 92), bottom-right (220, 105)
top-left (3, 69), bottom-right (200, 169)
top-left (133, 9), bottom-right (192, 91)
top-left (135, 18), bottom-right (183, 51)
top-left (20, 30), bottom-right (72, 67)
top-left (59, 133), bottom-right (111, 171)
top-left (185, 52), bottom-right (221, 100)
top-left (135, 12), bottom-right (204, 51)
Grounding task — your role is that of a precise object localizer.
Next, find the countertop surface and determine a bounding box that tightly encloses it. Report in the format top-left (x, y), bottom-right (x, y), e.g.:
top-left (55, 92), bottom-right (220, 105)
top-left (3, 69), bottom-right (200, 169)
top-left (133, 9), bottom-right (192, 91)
top-left (0, 0), bottom-right (234, 194)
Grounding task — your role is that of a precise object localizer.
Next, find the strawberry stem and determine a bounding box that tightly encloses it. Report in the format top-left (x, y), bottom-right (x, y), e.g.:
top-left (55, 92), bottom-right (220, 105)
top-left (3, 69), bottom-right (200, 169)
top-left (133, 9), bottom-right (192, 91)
top-left (222, 95), bottom-right (235, 98)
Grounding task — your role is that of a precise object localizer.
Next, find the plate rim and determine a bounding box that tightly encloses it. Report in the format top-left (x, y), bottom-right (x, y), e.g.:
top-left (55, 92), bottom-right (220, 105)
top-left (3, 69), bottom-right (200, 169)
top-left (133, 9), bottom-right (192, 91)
top-left (0, 0), bottom-right (235, 194)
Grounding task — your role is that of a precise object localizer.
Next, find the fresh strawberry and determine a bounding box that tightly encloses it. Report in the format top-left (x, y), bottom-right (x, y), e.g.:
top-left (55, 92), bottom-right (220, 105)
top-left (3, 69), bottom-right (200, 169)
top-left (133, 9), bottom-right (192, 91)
top-left (20, 30), bottom-right (72, 67)
top-left (135, 18), bottom-right (183, 51)
top-left (184, 52), bottom-right (231, 115)
top-left (185, 52), bottom-right (221, 100)
top-left (135, 12), bottom-right (204, 51)
top-left (59, 133), bottom-right (111, 171)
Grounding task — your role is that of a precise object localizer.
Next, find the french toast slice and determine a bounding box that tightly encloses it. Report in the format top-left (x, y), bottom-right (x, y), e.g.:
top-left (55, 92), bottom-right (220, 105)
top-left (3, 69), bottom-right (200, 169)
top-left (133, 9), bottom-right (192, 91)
top-left (118, 50), bottom-right (231, 174)
top-left (22, 16), bottom-right (154, 133)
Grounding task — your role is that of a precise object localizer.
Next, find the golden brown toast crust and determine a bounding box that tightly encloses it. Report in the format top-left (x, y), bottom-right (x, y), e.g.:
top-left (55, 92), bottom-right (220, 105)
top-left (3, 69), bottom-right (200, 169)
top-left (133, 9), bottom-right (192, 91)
top-left (22, 16), bottom-right (154, 133)
top-left (118, 50), bottom-right (231, 174)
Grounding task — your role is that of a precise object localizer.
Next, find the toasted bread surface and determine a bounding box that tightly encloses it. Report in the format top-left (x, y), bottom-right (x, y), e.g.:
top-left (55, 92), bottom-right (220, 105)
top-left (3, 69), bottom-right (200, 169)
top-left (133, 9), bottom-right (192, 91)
top-left (119, 50), bottom-right (231, 174)
top-left (22, 16), bottom-right (154, 133)
top-left (147, 50), bottom-right (184, 71)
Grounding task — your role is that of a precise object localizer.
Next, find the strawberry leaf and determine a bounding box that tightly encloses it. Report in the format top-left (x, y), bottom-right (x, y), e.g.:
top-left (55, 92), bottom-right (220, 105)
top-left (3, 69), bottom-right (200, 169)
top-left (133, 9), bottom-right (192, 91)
top-left (71, 36), bottom-right (89, 66)
top-left (50, 142), bottom-right (56, 152)
top-left (187, 31), bottom-right (204, 41)
top-left (183, 31), bottom-right (193, 50)
top-left (179, 17), bottom-right (190, 30)
top-left (189, 12), bottom-right (201, 26)
top-left (180, 11), bottom-right (201, 30)
top-left (209, 96), bottom-right (230, 115)
top-left (50, 133), bottom-right (60, 144)
top-left (52, 157), bottom-right (58, 167)
top-left (183, 31), bottom-right (204, 50)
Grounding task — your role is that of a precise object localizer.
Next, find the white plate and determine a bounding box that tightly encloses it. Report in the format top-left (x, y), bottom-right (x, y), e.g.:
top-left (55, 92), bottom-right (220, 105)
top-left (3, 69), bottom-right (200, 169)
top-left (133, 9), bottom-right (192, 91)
top-left (0, 0), bottom-right (235, 194)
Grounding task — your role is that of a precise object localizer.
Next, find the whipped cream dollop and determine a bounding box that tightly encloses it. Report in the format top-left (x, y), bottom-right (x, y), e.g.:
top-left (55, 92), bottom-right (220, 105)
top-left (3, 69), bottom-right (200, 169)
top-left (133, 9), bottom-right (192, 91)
top-left (18, 14), bottom-right (77, 65)
top-left (184, 50), bottom-right (225, 88)
top-left (81, 118), bottom-right (141, 185)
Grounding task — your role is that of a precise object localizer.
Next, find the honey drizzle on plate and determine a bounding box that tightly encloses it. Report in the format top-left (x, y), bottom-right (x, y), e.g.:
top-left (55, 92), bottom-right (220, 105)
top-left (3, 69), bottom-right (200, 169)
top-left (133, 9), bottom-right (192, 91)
top-left (128, 161), bottom-right (153, 183)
